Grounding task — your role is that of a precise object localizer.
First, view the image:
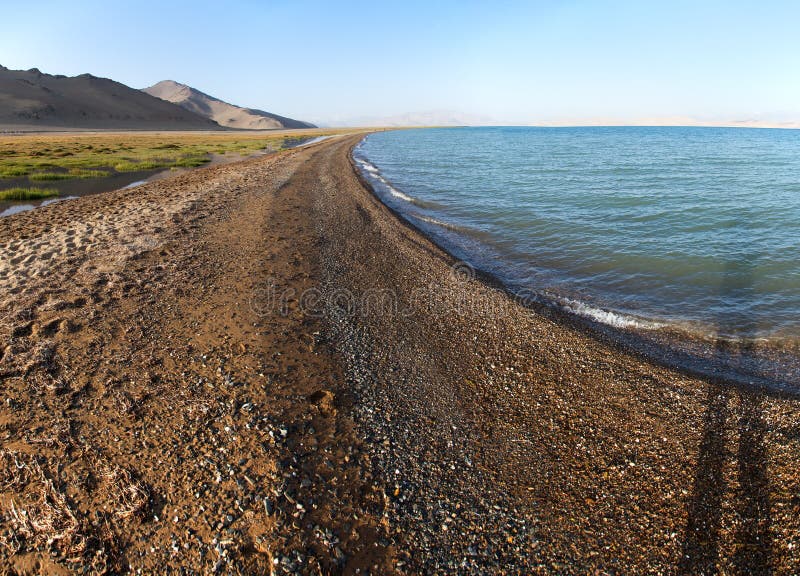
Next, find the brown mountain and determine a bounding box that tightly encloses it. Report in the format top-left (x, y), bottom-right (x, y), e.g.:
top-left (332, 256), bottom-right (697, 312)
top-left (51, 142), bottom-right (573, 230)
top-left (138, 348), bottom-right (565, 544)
top-left (0, 65), bottom-right (221, 130)
top-left (143, 80), bottom-right (315, 130)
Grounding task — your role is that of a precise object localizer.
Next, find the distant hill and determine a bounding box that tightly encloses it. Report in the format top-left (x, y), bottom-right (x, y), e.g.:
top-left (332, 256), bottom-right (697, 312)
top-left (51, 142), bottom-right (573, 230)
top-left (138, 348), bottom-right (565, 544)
top-left (318, 110), bottom-right (496, 128)
top-left (0, 65), bottom-right (221, 131)
top-left (143, 80), bottom-right (315, 130)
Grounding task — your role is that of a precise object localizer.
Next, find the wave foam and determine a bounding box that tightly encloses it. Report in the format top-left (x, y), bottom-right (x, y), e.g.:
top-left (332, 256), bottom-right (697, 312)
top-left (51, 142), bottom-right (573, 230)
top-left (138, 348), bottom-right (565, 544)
top-left (354, 149), bottom-right (674, 335)
top-left (411, 213), bottom-right (467, 232)
top-left (356, 158), bottom-right (418, 203)
top-left (386, 184), bottom-right (415, 202)
top-left (556, 296), bottom-right (665, 330)
top-left (356, 158), bottom-right (380, 174)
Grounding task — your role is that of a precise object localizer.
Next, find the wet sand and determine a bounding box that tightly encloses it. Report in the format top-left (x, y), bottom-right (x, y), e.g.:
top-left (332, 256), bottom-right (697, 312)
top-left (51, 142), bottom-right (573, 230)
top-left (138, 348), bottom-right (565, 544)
top-left (0, 134), bottom-right (799, 574)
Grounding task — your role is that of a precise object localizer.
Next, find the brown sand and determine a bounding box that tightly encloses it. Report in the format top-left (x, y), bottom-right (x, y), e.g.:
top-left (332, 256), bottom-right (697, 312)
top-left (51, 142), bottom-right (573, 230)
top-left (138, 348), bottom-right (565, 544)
top-left (0, 134), bottom-right (799, 574)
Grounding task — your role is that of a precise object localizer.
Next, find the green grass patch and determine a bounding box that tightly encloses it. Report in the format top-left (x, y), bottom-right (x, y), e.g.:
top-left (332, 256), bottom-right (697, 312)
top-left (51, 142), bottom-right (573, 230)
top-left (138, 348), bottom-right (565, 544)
top-left (172, 156), bottom-right (210, 168)
top-left (0, 130), bottom-right (346, 185)
top-left (28, 168), bottom-right (109, 181)
top-left (69, 169), bottom-right (110, 178)
top-left (29, 172), bottom-right (73, 181)
top-left (0, 167), bottom-right (30, 178)
top-left (114, 160), bottom-right (170, 172)
top-left (112, 162), bottom-right (141, 172)
top-left (0, 187), bottom-right (59, 201)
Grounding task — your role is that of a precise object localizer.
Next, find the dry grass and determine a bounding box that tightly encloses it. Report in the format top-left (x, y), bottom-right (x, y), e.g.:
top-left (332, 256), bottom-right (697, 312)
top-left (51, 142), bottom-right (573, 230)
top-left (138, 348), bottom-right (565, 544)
top-left (23, 340), bottom-right (71, 394)
top-left (0, 444), bottom-right (146, 571)
top-left (6, 478), bottom-right (86, 560)
top-left (0, 451), bottom-right (88, 563)
top-left (86, 450), bottom-right (149, 520)
top-left (0, 450), bottom-right (33, 490)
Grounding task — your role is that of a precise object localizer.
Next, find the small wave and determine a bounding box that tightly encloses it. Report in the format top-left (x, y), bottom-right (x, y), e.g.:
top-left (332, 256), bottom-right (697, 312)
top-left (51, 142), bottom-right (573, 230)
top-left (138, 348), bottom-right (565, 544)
top-left (411, 213), bottom-right (469, 233)
top-left (357, 158), bottom-right (381, 174)
top-left (356, 158), bottom-right (421, 204)
top-left (386, 184), bottom-right (416, 203)
top-left (555, 296), bottom-right (666, 330)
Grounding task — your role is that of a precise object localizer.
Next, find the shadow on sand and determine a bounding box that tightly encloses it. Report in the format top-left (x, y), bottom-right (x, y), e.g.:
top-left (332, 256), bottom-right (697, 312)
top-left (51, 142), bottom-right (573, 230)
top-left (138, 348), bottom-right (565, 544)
top-left (679, 250), bottom-right (774, 574)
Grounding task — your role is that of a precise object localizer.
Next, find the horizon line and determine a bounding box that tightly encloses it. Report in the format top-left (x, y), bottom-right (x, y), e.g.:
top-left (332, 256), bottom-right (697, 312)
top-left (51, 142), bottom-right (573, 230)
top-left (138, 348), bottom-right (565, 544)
top-left (328, 123), bottom-right (800, 131)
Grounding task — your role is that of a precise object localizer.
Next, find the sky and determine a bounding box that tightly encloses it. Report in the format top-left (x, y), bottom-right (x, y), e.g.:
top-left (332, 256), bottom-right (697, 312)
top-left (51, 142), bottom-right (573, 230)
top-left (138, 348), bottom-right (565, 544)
top-left (1, 0), bottom-right (799, 126)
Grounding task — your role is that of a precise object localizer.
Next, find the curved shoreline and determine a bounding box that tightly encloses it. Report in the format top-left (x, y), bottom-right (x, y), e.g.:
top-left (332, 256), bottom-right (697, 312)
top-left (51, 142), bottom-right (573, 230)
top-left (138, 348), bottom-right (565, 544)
top-left (317, 135), bottom-right (800, 572)
top-left (351, 135), bottom-right (800, 396)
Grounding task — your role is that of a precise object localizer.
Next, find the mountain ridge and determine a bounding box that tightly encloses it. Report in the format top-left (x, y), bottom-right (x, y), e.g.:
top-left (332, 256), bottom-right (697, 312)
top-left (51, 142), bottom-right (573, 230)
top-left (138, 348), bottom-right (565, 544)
top-left (0, 65), bottom-right (221, 130)
top-left (143, 80), bottom-right (315, 130)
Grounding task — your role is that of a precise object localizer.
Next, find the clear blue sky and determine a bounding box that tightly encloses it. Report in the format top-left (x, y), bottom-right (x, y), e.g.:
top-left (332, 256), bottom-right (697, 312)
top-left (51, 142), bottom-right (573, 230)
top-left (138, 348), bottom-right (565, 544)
top-left (2, 0), bottom-right (799, 125)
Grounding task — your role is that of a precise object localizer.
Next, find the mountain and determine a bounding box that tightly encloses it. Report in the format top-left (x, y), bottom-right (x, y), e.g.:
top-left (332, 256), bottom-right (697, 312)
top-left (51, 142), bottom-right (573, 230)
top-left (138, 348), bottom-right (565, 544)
top-left (0, 65), bottom-right (221, 130)
top-left (143, 80), bottom-right (315, 130)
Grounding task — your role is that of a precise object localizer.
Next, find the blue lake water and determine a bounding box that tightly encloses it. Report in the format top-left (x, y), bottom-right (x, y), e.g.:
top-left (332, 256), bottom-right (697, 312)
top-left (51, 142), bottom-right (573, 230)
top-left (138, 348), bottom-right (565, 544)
top-left (354, 126), bottom-right (800, 388)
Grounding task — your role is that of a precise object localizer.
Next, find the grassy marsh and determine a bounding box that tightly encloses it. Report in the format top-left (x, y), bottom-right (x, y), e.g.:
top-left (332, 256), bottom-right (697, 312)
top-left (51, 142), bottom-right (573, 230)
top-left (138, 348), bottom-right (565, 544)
top-left (0, 187), bottom-right (59, 201)
top-left (0, 129), bottom-right (352, 197)
top-left (28, 168), bottom-right (110, 181)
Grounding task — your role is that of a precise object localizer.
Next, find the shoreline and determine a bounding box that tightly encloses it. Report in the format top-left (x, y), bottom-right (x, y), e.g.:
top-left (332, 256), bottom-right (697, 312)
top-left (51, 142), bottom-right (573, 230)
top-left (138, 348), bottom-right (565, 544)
top-left (0, 134), bottom-right (798, 572)
top-left (318, 136), bottom-right (800, 572)
top-left (352, 136), bottom-right (800, 396)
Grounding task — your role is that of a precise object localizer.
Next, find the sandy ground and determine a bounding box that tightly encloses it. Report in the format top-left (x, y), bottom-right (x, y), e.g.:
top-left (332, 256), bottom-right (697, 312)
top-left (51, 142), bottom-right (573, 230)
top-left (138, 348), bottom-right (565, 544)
top-left (0, 134), bottom-right (799, 574)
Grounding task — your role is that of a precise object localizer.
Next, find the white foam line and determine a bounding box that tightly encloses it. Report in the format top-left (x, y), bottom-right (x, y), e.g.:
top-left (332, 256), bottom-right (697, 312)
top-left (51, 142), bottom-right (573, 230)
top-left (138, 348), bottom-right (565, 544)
top-left (357, 159), bottom-right (380, 174)
top-left (411, 213), bottom-right (467, 232)
top-left (356, 158), bottom-right (419, 203)
top-left (556, 295), bottom-right (665, 330)
top-left (386, 185), bottom-right (416, 202)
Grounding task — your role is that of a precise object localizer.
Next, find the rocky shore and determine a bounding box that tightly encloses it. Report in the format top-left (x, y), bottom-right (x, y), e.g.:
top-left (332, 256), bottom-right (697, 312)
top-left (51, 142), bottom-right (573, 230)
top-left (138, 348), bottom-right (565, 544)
top-left (0, 134), bottom-right (798, 574)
